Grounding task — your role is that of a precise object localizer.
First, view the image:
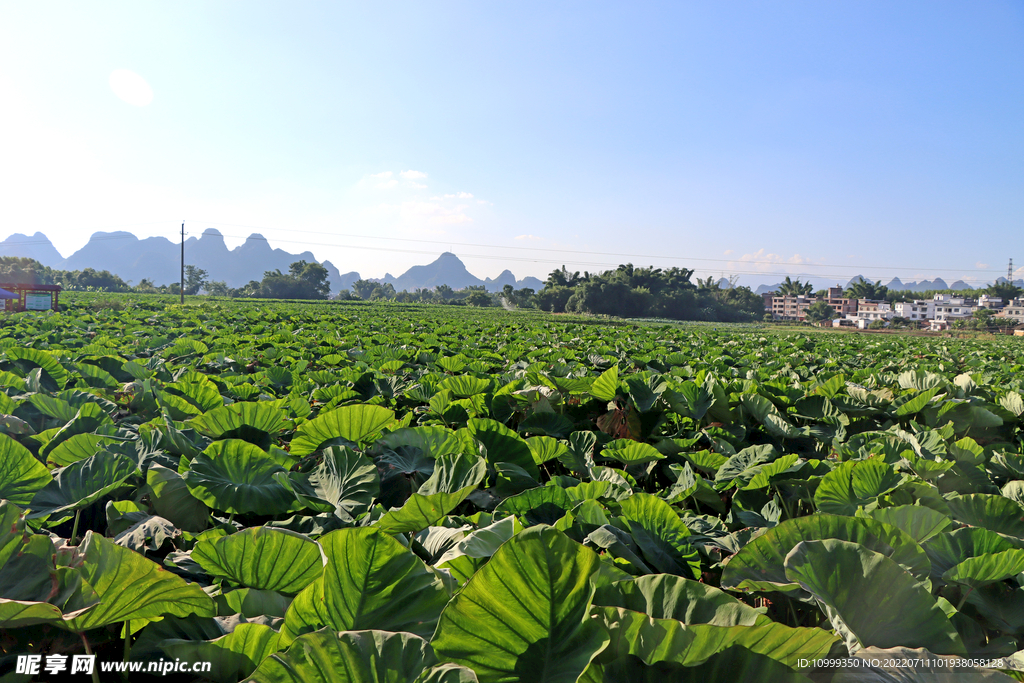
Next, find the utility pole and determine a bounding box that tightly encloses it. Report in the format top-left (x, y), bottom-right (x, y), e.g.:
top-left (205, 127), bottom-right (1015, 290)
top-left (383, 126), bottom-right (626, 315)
top-left (1010, 258), bottom-right (1014, 283)
top-left (180, 222), bottom-right (185, 305)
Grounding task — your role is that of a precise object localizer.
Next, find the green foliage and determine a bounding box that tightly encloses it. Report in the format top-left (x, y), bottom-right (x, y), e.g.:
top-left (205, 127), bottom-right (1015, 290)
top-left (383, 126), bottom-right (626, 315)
top-left (0, 298), bottom-right (1022, 680)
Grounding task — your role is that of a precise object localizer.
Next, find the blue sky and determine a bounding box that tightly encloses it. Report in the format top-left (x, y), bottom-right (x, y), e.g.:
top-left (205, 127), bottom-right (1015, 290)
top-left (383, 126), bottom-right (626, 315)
top-left (1, 1), bottom-right (1022, 286)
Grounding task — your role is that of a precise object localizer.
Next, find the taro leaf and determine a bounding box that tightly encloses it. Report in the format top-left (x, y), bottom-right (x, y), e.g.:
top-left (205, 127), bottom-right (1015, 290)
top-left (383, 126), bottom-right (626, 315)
top-left (5, 347), bottom-right (69, 389)
top-left (417, 453), bottom-right (486, 496)
top-left (617, 493), bottom-right (701, 579)
top-left (220, 587), bottom-right (291, 618)
top-left (495, 486), bottom-right (574, 526)
top-left (46, 432), bottom-right (120, 467)
top-left (518, 411), bottom-right (574, 438)
top-left (599, 440), bottom-right (665, 465)
top-left (590, 366), bottom-right (620, 402)
top-left (417, 664), bottom-right (481, 683)
top-left (191, 402), bottom-right (288, 441)
top-left (192, 527), bottom-right (325, 594)
top-left (946, 494), bottom-right (1024, 538)
top-left (0, 433), bottom-right (52, 504)
top-left (28, 451), bottom-right (138, 521)
top-left (249, 628), bottom-right (435, 683)
top-left (0, 414), bottom-right (34, 436)
top-left (893, 387), bottom-right (942, 417)
top-left (721, 514), bottom-right (931, 595)
top-left (290, 405), bottom-right (396, 457)
top-left (38, 403), bottom-right (114, 460)
top-left (783, 539), bottom-right (964, 655)
top-left (922, 527), bottom-right (1022, 581)
top-left (594, 606), bottom-right (835, 672)
top-left (526, 436), bottom-right (568, 465)
top-left (64, 531), bottom-right (216, 631)
top-left (439, 375), bottom-right (493, 398)
top-left (282, 527), bottom-right (449, 642)
top-left (941, 549), bottom-right (1024, 589)
top-left (376, 487), bottom-right (477, 534)
top-left (378, 426), bottom-right (464, 460)
top-left (182, 439), bottom-right (301, 516)
top-left (813, 459), bottom-right (905, 516)
top-left (113, 515), bottom-right (179, 554)
top-left (466, 418), bottom-right (539, 479)
top-left (308, 446), bottom-right (379, 522)
top-left (559, 431), bottom-right (597, 475)
top-left (161, 622), bottom-right (283, 682)
top-left (865, 505), bottom-right (952, 544)
top-left (999, 392), bottom-right (1024, 417)
top-left (593, 574), bottom-right (763, 626)
top-left (714, 444), bottom-right (778, 489)
top-left (664, 380), bottom-right (715, 422)
top-left (146, 464), bottom-right (210, 533)
top-left (431, 526), bottom-right (609, 683)
top-left (437, 516), bottom-right (522, 567)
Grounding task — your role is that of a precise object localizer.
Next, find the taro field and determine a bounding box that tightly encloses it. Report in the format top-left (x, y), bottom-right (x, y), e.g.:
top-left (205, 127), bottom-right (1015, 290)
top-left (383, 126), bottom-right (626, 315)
top-left (1, 296), bottom-right (1024, 682)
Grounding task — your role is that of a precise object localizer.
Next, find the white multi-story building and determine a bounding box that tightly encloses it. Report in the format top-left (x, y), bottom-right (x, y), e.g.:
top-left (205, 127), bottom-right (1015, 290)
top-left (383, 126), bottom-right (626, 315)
top-left (997, 298), bottom-right (1024, 323)
top-left (893, 300), bottom-right (935, 322)
top-left (931, 294), bottom-right (976, 322)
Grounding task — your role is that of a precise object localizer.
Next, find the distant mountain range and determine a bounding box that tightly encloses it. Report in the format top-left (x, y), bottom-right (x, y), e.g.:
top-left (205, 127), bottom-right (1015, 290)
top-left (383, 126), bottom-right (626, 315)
top-left (753, 274), bottom-right (1022, 295)
top-left (0, 230), bottom-right (543, 295)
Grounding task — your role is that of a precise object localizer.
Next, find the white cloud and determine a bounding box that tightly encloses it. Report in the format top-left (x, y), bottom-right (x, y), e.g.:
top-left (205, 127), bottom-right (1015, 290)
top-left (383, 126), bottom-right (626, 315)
top-left (442, 192), bottom-right (473, 199)
top-left (369, 171), bottom-right (393, 179)
top-left (976, 262), bottom-right (989, 269)
top-left (515, 234), bottom-right (544, 241)
top-left (399, 170), bottom-right (427, 180)
top-left (723, 249), bottom-right (734, 256)
top-left (408, 182), bottom-right (427, 189)
top-left (726, 248), bottom-right (826, 275)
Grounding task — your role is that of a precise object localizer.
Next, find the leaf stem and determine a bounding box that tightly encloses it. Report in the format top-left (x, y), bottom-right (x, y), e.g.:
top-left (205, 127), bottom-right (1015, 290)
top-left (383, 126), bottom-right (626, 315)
top-left (71, 509), bottom-right (82, 545)
top-left (79, 632), bottom-right (101, 683)
top-left (956, 587), bottom-right (974, 611)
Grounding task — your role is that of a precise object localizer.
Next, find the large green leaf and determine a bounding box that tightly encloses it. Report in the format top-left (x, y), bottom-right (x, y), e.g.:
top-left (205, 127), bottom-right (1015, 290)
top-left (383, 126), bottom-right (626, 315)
top-left (290, 405), bottom-right (396, 456)
top-left (65, 531), bottom-right (216, 630)
top-left (5, 347), bottom-right (69, 388)
top-left (617, 493), bottom-right (701, 579)
top-left (38, 403), bottom-right (114, 460)
top-left (182, 440), bottom-right (302, 516)
top-left (921, 527), bottom-right (1020, 581)
top-left (814, 459), bottom-right (905, 515)
top-left (865, 505), bottom-right (952, 544)
top-left (376, 486), bottom-right (477, 534)
top-left (590, 366), bottom-right (620, 402)
top-left (946, 494), bottom-right (1024, 537)
top-left (28, 451), bottom-right (138, 520)
top-left (146, 464), bottom-right (210, 533)
top-left (191, 402), bottom-right (288, 439)
top-left (0, 433), bottom-right (51, 504)
top-left (249, 628), bottom-right (435, 683)
top-left (593, 605), bottom-right (835, 671)
top-left (593, 574), bottom-right (763, 626)
top-left (161, 622), bottom-right (282, 682)
top-left (721, 514), bottom-right (930, 594)
top-left (600, 440), bottom-right (665, 465)
top-left (308, 446), bottom-right (380, 522)
top-left (283, 527), bottom-right (448, 642)
top-left (941, 549), bottom-right (1024, 589)
top-left (193, 527), bottom-right (325, 594)
top-left (466, 418), bottom-right (539, 479)
top-left (431, 525), bottom-right (610, 683)
top-left (783, 539), bottom-right (964, 655)
top-left (596, 646), bottom-right (813, 683)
